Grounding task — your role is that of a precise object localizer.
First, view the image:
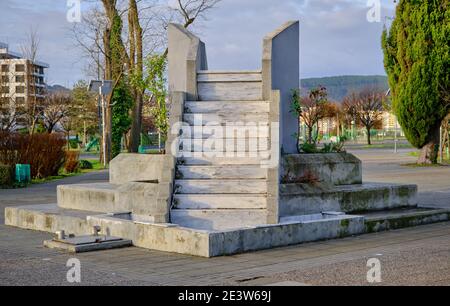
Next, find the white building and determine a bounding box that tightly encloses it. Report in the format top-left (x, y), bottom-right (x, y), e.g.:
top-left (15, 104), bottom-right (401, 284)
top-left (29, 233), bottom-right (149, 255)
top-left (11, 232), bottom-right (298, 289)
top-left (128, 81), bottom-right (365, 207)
top-left (0, 42), bottom-right (49, 112)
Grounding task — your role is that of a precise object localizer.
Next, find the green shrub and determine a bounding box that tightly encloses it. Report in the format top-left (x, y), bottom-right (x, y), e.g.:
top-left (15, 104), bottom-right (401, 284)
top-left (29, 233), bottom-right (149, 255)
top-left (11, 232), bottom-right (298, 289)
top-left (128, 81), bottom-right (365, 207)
top-left (79, 160), bottom-right (93, 170)
top-left (69, 139), bottom-right (79, 149)
top-left (0, 164), bottom-right (13, 187)
top-left (300, 143), bottom-right (319, 153)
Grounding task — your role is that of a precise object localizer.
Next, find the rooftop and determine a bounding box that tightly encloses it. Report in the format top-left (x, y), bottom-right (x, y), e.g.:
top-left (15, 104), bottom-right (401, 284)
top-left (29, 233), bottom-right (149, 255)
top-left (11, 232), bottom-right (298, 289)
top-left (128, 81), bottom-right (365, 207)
top-left (0, 42), bottom-right (49, 68)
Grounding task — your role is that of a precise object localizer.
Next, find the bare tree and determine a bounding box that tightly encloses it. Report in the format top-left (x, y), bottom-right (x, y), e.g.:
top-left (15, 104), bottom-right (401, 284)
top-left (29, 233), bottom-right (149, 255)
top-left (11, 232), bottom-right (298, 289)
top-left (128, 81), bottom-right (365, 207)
top-left (343, 88), bottom-right (384, 145)
top-left (42, 92), bottom-right (73, 134)
top-left (21, 28), bottom-right (43, 135)
top-left (70, 0), bottom-right (222, 158)
top-left (174, 0), bottom-right (221, 28)
top-left (300, 86), bottom-right (329, 144)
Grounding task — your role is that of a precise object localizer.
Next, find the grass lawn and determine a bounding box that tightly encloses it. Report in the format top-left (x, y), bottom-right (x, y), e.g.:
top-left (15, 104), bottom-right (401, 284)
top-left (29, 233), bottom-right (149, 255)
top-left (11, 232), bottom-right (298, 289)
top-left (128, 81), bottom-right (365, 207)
top-left (31, 159), bottom-right (106, 184)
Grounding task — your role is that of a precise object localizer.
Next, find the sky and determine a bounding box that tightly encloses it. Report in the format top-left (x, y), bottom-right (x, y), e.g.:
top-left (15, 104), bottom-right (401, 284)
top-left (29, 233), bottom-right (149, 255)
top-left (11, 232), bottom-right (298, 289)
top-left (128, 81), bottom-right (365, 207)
top-left (0, 0), bottom-right (397, 88)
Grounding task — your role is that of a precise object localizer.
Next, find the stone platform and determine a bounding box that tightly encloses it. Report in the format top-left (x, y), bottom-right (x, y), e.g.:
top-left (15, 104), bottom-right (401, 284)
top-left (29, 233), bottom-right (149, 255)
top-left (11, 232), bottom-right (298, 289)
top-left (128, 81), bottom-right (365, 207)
top-left (5, 203), bottom-right (449, 257)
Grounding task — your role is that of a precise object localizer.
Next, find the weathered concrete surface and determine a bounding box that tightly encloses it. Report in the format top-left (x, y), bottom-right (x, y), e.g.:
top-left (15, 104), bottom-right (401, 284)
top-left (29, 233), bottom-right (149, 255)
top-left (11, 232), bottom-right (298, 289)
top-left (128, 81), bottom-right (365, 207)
top-left (281, 153), bottom-right (362, 185)
top-left (170, 209), bottom-right (269, 231)
top-left (109, 154), bottom-right (165, 185)
top-left (6, 204), bottom-right (365, 257)
top-left (5, 204), bottom-right (93, 236)
top-left (364, 208), bottom-right (450, 233)
top-left (280, 182), bottom-right (417, 216)
top-left (57, 183), bottom-right (117, 213)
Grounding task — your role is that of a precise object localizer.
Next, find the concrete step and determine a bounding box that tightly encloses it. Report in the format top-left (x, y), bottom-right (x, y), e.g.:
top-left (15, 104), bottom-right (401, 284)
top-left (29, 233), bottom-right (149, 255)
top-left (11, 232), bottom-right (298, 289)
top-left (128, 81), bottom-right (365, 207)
top-left (180, 138), bottom-right (270, 148)
top-left (180, 125), bottom-right (270, 139)
top-left (57, 183), bottom-right (118, 213)
top-left (184, 113), bottom-right (269, 125)
top-left (170, 209), bottom-right (268, 231)
top-left (280, 182), bottom-right (418, 216)
top-left (198, 81), bottom-right (262, 101)
top-left (173, 194), bottom-right (267, 209)
top-left (197, 70), bottom-right (262, 82)
top-left (174, 179), bottom-right (268, 194)
top-left (179, 155), bottom-right (269, 166)
top-left (179, 139), bottom-right (269, 153)
top-left (184, 101), bottom-right (270, 113)
top-left (177, 165), bottom-right (268, 179)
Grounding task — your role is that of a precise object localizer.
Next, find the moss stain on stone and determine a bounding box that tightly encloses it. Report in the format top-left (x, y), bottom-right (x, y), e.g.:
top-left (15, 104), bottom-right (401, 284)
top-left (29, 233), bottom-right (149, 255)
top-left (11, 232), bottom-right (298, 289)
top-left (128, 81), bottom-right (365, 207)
top-left (45, 216), bottom-right (53, 230)
top-left (25, 214), bottom-right (34, 225)
top-left (339, 219), bottom-right (350, 237)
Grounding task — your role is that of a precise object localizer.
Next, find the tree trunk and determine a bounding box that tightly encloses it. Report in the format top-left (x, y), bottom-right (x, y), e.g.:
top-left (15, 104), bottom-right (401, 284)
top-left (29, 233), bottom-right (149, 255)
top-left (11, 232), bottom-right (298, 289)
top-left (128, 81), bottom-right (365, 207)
top-left (128, 0), bottom-right (143, 153)
top-left (307, 126), bottom-right (313, 144)
top-left (418, 125), bottom-right (440, 164)
top-left (366, 127), bottom-right (371, 145)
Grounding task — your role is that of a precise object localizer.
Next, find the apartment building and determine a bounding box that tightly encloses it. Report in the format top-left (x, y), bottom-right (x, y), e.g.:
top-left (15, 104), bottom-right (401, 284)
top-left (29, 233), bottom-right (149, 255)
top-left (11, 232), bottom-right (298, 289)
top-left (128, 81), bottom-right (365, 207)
top-left (0, 42), bottom-right (49, 109)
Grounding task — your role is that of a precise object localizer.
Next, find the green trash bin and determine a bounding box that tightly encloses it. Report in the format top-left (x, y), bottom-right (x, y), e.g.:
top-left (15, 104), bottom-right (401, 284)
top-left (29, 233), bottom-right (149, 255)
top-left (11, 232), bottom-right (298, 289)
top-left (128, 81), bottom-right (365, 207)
top-left (138, 145), bottom-right (147, 154)
top-left (15, 164), bottom-right (31, 183)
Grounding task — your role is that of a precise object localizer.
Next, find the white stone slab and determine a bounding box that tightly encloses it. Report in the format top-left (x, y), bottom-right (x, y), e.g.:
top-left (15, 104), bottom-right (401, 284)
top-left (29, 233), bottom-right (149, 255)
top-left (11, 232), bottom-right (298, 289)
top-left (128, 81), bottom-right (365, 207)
top-left (177, 165), bottom-right (268, 179)
top-left (174, 194), bottom-right (267, 209)
top-left (174, 179), bottom-right (268, 194)
top-left (185, 101), bottom-right (270, 113)
top-left (198, 81), bottom-right (262, 101)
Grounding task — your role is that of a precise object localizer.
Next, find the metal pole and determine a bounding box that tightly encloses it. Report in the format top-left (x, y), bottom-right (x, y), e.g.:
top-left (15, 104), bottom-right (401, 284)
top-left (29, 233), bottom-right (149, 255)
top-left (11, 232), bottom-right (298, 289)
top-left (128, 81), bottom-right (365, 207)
top-left (394, 119), bottom-right (398, 154)
top-left (101, 94), bottom-right (107, 167)
top-left (439, 126), bottom-right (443, 164)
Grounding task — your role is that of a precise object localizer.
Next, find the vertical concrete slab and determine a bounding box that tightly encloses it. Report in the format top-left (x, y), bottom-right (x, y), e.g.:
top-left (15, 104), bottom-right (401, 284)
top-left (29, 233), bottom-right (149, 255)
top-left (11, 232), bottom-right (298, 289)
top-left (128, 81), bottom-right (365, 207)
top-left (168, 23), bottom-right (207, 101)
top-left (262, 21), bottom-right (300, 154)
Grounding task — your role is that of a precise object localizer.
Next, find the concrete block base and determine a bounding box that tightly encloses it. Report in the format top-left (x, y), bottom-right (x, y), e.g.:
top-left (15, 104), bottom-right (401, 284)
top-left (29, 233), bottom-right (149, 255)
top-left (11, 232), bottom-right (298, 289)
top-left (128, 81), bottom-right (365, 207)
top-left (5, 204), bottom-right (361, 257)
top-left (44, 236), bottom-right (132, 253)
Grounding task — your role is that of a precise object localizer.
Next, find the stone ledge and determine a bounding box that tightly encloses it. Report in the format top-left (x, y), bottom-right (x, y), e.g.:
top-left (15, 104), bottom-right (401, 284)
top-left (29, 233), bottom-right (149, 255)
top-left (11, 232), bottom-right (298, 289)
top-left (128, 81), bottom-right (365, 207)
top-left (364, 208), bottom-right (450, 233)
top-left (281, 153), bottom-right (362, 185)
top-left (280, 182), bottom-right (418, 216)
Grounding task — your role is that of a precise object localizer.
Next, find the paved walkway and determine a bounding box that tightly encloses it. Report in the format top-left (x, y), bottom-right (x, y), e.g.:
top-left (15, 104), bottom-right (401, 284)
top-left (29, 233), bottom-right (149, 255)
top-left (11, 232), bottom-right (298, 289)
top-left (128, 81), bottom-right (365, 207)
top-left (1, 150), bottom-right (449, 286)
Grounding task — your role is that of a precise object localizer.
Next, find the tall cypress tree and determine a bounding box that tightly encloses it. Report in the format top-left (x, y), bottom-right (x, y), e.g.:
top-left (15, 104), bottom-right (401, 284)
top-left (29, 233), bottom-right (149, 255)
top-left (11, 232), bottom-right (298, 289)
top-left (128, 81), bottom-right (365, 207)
top-left (382, 0), bottom-right (449, 164)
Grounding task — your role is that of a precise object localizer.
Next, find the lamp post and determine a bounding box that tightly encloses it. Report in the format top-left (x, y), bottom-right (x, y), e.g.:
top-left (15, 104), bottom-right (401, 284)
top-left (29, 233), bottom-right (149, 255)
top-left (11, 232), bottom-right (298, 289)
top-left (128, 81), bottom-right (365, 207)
top-left (89, 80), bottom-right (112, 167)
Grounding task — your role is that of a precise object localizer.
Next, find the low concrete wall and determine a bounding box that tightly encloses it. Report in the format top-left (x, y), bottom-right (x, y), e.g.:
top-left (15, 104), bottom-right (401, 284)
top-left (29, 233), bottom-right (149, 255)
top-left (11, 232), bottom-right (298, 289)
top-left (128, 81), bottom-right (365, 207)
top-left (57, 183), bottom-right (117, 213)
top-left (109, 154), bottom-right (166, 185)
top-left (281, 153), bottom-right (362, 186)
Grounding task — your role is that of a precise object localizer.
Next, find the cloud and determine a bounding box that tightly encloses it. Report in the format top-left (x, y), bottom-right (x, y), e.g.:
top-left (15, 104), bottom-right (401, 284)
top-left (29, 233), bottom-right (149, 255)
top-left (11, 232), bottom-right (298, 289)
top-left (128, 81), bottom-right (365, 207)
top-left (0, 0), bottom-right (396, 86)
top-left (199, 0), bottom-right (396, 78)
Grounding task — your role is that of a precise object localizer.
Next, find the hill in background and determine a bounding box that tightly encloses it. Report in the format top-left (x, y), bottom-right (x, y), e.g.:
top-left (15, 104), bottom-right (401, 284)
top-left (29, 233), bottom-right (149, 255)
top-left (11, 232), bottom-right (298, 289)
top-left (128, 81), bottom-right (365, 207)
top-left (47, 84), bottom-right (71, 93)
top-left (300, 75), bottom-right (389, 102)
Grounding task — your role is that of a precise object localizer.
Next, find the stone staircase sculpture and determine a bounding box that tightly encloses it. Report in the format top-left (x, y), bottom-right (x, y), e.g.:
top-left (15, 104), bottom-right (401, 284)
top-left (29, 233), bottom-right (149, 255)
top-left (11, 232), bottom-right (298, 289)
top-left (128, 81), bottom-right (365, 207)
top-left (4, 21), bottom-right (427, 258)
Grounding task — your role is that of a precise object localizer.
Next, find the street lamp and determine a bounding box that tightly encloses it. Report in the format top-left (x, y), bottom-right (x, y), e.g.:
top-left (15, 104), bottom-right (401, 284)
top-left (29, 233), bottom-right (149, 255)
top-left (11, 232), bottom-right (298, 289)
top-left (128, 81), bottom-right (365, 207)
top-left (89, 80), bottom-right (112, 167)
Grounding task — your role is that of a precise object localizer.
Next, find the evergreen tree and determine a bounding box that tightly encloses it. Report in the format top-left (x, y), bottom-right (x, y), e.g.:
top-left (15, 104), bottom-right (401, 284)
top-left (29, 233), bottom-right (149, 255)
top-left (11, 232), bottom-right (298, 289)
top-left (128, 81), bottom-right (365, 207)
top-left (382, 0), bottom-right (449, 164)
